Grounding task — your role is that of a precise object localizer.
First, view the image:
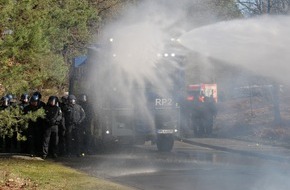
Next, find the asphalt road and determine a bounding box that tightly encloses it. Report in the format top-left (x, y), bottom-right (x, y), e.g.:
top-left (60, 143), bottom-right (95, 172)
top-left (58, 139), bottom-right (290, 190)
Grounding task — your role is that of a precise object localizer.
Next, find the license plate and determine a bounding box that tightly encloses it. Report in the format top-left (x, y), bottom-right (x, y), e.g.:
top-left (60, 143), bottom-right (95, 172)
top-left (157, 129), bottom-right (174, 134)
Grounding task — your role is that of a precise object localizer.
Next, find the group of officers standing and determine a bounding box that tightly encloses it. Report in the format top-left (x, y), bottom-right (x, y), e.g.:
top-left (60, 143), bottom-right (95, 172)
top-left (0, 92), bottom-right (92, 159)
top-left (184, 91), bottom-right (218, 137)
top-left (1, 89), bottom-right (218, 157)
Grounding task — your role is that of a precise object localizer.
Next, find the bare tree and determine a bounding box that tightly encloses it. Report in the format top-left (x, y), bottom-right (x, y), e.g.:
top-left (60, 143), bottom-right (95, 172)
top-left (237, 0), bottom-right (290, 15)
top-left (236, 0), bottom-right (289, 125)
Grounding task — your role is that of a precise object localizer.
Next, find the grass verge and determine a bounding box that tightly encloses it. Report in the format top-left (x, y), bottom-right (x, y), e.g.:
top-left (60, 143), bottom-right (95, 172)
top-left (0, 156), bottom-right (133, 190)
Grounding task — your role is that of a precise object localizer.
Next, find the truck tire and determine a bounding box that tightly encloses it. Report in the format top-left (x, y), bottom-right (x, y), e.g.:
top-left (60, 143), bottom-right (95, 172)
top-left (156, 135), bottom-right (174, 152)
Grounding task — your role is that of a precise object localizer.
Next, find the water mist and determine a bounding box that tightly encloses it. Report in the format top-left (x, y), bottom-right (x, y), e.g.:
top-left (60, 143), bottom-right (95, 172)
top-left (180, 15), bottom-right (290, 85)
top-left (87, 1), bottom-right (290, 189)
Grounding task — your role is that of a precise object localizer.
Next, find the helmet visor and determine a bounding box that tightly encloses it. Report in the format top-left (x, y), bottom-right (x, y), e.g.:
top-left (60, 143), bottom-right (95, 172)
top-left (3, 99), bottom-right (9, 107)
top-left (70, 99), bottom-right (76, 105)
top-left (48, 99), bottom-right (56, 106)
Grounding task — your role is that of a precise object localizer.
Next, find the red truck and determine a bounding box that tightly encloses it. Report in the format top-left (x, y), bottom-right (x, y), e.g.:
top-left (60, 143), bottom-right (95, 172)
top-left (187, 83), bottom-right (218, 103)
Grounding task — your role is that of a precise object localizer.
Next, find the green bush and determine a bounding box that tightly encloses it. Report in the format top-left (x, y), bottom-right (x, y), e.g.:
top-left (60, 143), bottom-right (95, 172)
top-left (0, 107), bottom-right (45, 141)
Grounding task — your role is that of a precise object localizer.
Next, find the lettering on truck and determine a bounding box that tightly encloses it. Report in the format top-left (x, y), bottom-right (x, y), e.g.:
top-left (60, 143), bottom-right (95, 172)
top-left (155, 98), bottom-right (173, 106)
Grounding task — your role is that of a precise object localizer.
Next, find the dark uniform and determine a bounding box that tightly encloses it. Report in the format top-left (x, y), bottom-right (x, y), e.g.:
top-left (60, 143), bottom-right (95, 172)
top-left (22, 95), bottom-right (45, 156)
top-left (32, 91), bottom-right (46, 108)
top-left (0, 96), bottom-right (10, 109)
top-left (42, 96), bottom-right (62, 159)
top-left (203, 96), bottom-right (217, 136)
top-left (190, 95), bottom-right (207, 137)
top-left (6, 94), bottom-right (17, 107)
top-left (19, 93), bottom-right (30, 110)
top-left (78, 94), bottom-right (94, 154)
top-left (15, 93), bottom-right (30, 153)
top-left (58, 95), bottom-right (68, 156)
top-left (4, 94), bottom-right (19, 152)
top-left (63, 95), bottom-right (86, 156)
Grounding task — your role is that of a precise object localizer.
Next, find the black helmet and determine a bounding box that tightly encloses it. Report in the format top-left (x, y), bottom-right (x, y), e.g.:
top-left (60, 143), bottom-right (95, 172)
top-left (68, 95), bottom-right (76, 100)
top-left (6, 94), bottom-right (17, 104)
top-left (61, 95), bottom-right (68, 104)
top-left (6, 94), bottom-right (16, 102)
top-left (30, 95), bottom-right (39, 103)
top-left (61, 95), bottom-right (68, 100)
top-left (55, 96), bottom-right (60, 106)
top-left (68, 94), bottom-right (76, 105)
top-left (33, 91), bottom-right (42, 99)
top-left (20, 93), bottom-right (29, 103)
top-left (6, 94), bottom-right (13, 100)
top-left (1, 96), bottom-right (10, 107)
top-left (47, 96), bottom-right (58, 106)
top-left (79, 94), bottom-right (87, 102)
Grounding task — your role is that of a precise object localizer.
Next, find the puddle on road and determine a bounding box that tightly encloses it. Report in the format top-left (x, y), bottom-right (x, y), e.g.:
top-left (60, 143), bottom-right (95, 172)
top-left (57, 145), bottom-right (290, 178)
top-left (175, 149), bottom-right (289, 169)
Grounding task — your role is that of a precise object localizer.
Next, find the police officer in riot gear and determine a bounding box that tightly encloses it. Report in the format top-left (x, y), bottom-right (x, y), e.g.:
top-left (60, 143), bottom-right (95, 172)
top-left (42, 96), bottom-right (62, 159)
top-left (63, 95), bottom-right (86, 156)
top-left (58, 95), bottom-right (68, 156)
top-left (32, 91), bottom-right (46, 108)
top-left (79, 94), bottom-right (87, 102)
top-left (190, 92), bottom-right (207, 137)
top-left (1, 96), bottom-right (19, 152)
top-left (0, 96), bottom-right (10, 110)
top-left (19, 93), bottom-right (30, 110)
top-left (32, 91), bottom-right (41, 99)
top-left (14, 93), bottom-right (30, 152)
top-left (204, 95), bottom-right (217, 136)
top-left (24, 95), bottom-right (41, 112)
top-left (5, 94), bottom-right (17, 107)
top-left (22, 95), bottom-right (45, 155)
top-left (78, 93), bottom-right (93, 154)
top-left (61, 95), bottom-right (68, 106)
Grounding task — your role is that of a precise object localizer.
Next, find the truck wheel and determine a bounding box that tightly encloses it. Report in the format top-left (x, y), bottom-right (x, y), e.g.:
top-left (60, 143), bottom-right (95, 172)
top-left (156, 135), bottom-right (174, 152)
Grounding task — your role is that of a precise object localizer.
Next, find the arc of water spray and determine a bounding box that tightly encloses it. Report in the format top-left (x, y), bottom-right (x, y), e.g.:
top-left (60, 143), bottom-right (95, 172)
top-left (179, 15), bottom-right (290, 84)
